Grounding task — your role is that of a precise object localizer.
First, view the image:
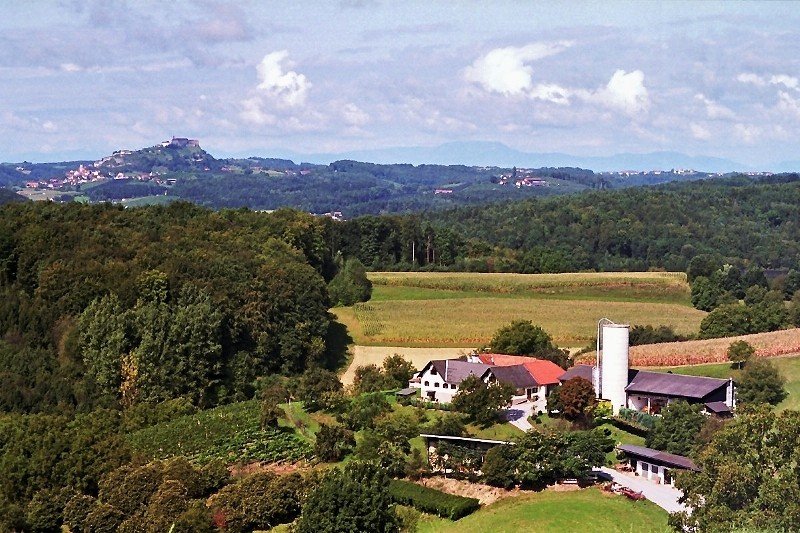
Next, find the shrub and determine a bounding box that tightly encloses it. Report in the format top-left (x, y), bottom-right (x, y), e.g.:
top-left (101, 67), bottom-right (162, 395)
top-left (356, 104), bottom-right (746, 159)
top-left (296, 462), bottom-right (398, 533)
top-left (388, 479), bottom-right (479, 520)
top-left (337, 392), bottom-right (392, 431)
top-left (617, 407), bottom-right (659, 430)
top-left (63, 494), bottom-right (96, 533)
top-left (314, 424), bottom-right (356, 462)
top-left (210, 472), bottom-right (305, 533)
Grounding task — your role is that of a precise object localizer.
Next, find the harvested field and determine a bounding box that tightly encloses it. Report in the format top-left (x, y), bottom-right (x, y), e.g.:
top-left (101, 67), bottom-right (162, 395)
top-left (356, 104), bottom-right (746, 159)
top-left (333, 298), bottom-right (705, 348)
top-left (576, 328), bottom-right (800, 367)
top-left (341, 345), bottom-right (471, 385)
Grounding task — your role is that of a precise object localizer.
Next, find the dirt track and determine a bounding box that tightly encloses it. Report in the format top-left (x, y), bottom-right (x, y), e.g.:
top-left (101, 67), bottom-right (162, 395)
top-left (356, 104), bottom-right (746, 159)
top-left (341, 345), bottom-right (473, 385)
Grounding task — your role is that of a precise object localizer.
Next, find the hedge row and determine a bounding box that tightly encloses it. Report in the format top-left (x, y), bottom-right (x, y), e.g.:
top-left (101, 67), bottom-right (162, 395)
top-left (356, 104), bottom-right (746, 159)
top-left (388, 479), bottom-right (479, 520)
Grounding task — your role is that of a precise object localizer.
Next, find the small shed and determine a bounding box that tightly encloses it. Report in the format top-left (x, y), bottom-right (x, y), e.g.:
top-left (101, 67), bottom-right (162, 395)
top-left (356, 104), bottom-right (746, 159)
top-left (395, 387), bottom-right (418, 403)
top-left (617, 444), bottom-right (699, 486)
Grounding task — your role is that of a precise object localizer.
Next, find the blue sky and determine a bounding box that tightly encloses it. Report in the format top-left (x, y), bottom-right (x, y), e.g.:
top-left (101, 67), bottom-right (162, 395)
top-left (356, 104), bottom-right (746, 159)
top-left (2, 1), bottom-right (800, 167)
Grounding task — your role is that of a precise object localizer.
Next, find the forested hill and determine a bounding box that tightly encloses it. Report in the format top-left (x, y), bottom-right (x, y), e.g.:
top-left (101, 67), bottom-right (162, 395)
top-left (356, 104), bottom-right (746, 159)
top-left (333, 174), bottom-right (800, 272)
top-left (4, 140), bottom-right (747, 215)
top-left (0, 187), bottom-right (24, 205)
top-left (0, 201), bottom-right (345, 414)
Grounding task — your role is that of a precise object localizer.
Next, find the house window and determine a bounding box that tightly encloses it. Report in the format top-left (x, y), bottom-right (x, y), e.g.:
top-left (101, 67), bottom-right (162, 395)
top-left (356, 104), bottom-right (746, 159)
top-left (434, 383), bottom-right (439, 388)
top-left (430, 368), bottom-right (438, 375)
top-left (424, 381), bottom-right (429, 387)
top-left (531, 386), bottom-right (539, 394)
top-left (451, 384), bottom-right (457, 389)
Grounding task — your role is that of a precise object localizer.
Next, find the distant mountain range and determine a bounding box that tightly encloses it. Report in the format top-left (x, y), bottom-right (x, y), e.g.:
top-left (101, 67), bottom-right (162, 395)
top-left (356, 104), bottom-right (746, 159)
top-left (261, 141), bottom-right (757, 173)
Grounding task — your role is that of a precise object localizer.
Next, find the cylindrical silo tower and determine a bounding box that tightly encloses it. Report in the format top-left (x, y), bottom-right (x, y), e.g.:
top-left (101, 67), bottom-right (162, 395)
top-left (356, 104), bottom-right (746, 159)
top-left (600, 323), bottom-right (629, 415)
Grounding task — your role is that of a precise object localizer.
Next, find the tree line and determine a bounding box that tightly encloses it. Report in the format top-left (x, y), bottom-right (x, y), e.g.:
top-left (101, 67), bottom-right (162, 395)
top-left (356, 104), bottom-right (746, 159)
top-left (332, 174), bottom-right (800, 272)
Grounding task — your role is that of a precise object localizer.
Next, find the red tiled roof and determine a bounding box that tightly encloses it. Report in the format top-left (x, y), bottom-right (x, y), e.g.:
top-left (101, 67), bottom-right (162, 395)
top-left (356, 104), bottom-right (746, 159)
top-left (477, 354), bottom-right (564, 385)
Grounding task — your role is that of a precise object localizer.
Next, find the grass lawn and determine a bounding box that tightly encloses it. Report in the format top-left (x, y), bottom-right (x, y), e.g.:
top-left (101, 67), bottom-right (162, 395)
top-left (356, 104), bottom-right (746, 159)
top-left (416, 487), bottom-right (670, 533)
top-left (653, 354), bottom-right (800, 411)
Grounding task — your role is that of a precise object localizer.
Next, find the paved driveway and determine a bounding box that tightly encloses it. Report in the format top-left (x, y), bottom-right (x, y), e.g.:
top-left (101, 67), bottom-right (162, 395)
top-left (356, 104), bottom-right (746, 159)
top-left (503, 400), bottom-right (535, 432)
top-left (599, 467), bottom-right (689, 514)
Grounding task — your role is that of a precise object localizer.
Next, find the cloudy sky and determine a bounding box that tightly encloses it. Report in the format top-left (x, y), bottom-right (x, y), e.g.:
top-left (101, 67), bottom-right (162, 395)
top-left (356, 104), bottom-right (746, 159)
top-left (2, 1), bottom-right (800, 167)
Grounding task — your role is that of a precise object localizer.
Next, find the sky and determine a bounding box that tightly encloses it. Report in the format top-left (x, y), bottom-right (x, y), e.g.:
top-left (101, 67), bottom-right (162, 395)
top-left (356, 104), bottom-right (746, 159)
top-left (2, 1), bottom-right (800, 167)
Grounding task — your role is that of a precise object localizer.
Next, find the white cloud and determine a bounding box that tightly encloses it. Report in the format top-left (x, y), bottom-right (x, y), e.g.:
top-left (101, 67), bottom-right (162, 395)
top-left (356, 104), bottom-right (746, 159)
top-left (737, 72), bottom-right (766, 86)
top-left (738, 72), bottom-right (799, 90)
top-left (42, 120), bottom-right (57, 132)
top-left (256, 51), bottom-right (311, 107)
top-left (593, 69), bottom-right (649, 115)
top-left (734, 123), bottom-right (761, 143)
top-left (463, 42), bottom-right (572, 96)
top-left (529, 83), bottom-right (571, 105)
top-left (777, 91), bottom-right (800, 118)
top-left (770, 74), bottom-right (799, 90)
top-left (239, 96), bottom-right (276, 125)
top-left (694, 93), bottom-right (736, 120)
top-left (690, 122), bottom-right (711, 140)
top-left (341, 103), bottom-right (369, 126)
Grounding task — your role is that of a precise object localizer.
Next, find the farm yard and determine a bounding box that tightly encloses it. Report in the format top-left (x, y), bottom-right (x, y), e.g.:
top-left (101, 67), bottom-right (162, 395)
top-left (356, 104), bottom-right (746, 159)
top-left (333, 272), bottom-right (705, 348)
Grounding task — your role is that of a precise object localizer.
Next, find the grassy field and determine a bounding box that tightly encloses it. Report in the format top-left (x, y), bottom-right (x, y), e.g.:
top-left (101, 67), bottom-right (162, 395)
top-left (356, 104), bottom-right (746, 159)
top-left (653, 354), bottom-right (800, 412)
top-left (416, 487), bottom-right (669, 533)
top-left (370, 272), bottom-right (691, 303)
top-left (333, 272), bottom-right (704, 348)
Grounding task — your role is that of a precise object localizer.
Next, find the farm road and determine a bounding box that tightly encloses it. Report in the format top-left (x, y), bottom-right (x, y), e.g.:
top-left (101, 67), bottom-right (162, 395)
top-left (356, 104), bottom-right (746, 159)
top-left (341, 345), bottom-right (472, 386)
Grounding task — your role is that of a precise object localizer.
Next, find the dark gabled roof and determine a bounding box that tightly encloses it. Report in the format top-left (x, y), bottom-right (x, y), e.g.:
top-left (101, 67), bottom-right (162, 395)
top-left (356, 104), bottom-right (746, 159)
top-left (482, 364), bottom-right (539, 388)
top-left (426, 360), bottom-right (491, 385)
top-left (704, 401), bottom-right (732, 414)
top-left (618, 444), bottom-right (699, 471)
top-left (559, 364), bottom-right (594, 383)
top-left (625, 370), bottom-right (729, 399)
top-left (395, 387), bottom-right (417, 397)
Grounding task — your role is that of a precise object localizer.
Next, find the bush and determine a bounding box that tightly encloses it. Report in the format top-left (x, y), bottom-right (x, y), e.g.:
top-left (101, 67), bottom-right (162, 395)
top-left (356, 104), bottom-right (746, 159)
top-left (337, 392), bottom-right (392, 431)
top-left (314, 424), bottom-right (356, 462)
top-left (617, 408), bottom-right (659, 430)
top-left (210, 472), bottom-right (305, 533)
top-left (388, 479), bottom-right (480, 520)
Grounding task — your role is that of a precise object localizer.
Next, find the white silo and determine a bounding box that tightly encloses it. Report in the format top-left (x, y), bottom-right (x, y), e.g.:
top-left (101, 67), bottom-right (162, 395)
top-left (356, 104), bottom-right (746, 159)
top-left (600, 323), bottom-right (630, 414)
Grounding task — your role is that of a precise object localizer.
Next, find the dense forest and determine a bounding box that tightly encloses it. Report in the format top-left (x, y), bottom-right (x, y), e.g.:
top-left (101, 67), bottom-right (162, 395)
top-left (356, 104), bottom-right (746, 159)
top-left (0, 201), bottom-right (348, 415)
top-left (333, 174), bottom-right (800, 272)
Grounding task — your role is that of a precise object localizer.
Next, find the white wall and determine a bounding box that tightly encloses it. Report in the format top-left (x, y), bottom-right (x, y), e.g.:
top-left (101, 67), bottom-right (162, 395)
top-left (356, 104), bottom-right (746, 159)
top-left (601, 324), bottom-right (629, 415)
top-left (634, 460), bottom-right (675, 486)
top-left (419, 366), bottom-right (457, 403)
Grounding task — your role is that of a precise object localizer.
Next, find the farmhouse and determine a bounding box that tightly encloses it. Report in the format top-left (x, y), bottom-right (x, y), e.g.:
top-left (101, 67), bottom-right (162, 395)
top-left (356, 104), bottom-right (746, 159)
top-left (617, 444), bottom-right (699, 486)
top-left (417, 354), bottom-right (564, 412)
top-left (561, 322), bottom-right (735, 416)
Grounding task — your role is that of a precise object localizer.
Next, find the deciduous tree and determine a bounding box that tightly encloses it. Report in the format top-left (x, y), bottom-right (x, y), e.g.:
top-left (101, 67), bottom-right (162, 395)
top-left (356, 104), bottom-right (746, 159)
top-left (736, 359), bottom-right (787, 406)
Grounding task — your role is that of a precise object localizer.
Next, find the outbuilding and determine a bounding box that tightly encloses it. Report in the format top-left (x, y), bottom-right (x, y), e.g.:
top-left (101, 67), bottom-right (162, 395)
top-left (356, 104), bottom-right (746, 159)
top-left (617, 444), bottom-right (699, 486)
